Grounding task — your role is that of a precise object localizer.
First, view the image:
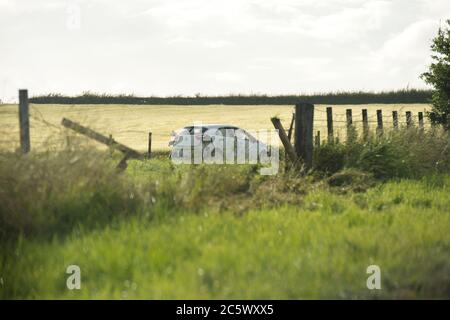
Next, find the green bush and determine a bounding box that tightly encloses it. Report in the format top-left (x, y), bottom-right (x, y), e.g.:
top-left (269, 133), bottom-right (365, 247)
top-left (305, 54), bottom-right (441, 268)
top-left (314, 127), bottom-right (450, 179)
top-left (314, 142), bottom-right (345, 174)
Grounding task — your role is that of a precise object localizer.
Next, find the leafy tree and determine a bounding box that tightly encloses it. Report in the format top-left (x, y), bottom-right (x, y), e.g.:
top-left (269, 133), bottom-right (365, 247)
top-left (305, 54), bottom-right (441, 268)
top-left (421, 20), bottom-right (450, 130)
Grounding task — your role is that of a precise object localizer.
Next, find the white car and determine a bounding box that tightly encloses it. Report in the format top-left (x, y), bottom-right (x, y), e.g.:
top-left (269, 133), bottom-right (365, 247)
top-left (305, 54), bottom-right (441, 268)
top-left (169, 124), bottom-right (270, 163)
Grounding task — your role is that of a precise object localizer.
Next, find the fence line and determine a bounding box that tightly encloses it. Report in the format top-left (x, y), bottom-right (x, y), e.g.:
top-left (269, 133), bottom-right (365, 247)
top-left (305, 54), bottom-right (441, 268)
top-left (288, 104), bottom-right (435, 171)
top-left (311, 107), bottom-right (429, 128)
top-left (10, 91), bottom-right (433, 164)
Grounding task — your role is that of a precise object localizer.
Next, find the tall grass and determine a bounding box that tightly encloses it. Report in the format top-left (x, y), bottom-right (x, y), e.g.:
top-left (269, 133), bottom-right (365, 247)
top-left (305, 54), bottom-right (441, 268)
top-left (314, 127), bottom-right (450, 179)
top-left (0, 148), bottom-right (140, 242)
top-left (0, 127), bottom-right (448, 243)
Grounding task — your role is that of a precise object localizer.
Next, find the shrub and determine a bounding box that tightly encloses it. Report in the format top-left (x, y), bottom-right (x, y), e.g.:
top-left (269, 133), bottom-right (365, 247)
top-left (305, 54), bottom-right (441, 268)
top-left (314, 142), bottom-right (345, 174)
top-left (313, 127), bottom-right (450, 179)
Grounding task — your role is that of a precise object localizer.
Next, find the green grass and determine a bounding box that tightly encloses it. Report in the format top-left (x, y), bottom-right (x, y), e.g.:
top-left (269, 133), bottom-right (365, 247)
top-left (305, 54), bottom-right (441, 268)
top-left (0, 127), bottom-right (449, 299)
top-left (1, 176), bottom-right (449, 299)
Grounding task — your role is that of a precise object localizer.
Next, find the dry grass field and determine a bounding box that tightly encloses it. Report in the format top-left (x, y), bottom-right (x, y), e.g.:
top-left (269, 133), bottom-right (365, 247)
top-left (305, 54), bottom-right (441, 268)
top-left (0, 103), bottom-right (429, 152)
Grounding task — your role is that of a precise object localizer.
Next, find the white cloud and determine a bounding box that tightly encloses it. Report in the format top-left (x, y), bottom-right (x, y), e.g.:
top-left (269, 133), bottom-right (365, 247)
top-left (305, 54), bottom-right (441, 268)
top-left (206, 72), bottom-right (244, 83)
top-left (356, 19), bottom-right (439, 88)
top-left (0, 0), bottom-right (450, 101)
top-left (202, 40), bottom-right (235, 49)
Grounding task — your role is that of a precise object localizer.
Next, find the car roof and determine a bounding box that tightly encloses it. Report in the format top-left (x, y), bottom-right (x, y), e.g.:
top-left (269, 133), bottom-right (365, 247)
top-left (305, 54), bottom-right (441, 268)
top-left (183, 124), bottom-right (238, 129)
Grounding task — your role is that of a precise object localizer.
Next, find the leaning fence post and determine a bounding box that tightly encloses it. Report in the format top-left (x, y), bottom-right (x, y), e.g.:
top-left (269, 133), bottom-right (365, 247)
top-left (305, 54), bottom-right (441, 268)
top-left (18, 89), bottom-right (30, 154)
top-left (376, 110), bottom-right (383, 135)
top-left (418, 112), bottom-right (424, 131)
top-left (392, 111), bottom-right (398, 130)
top-left (295, 103), bottom-right (314, 170)
top-left (362, 109), bottom-right (369, 140)
top-left (326, 107), bottom-right (333, 143)
top-left (406, 111), bottom-right (412, 128)
top-left (61, 118), bottom-right (143, 159)
top-left (148, 132), bottom-right (152, 158)
top-left (271, 117), bottom-right (297, 164)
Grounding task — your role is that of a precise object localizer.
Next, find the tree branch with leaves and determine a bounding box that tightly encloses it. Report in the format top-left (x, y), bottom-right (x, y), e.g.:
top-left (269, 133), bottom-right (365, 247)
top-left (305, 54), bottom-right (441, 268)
top-left (421, 19), bottom-right (450, 130)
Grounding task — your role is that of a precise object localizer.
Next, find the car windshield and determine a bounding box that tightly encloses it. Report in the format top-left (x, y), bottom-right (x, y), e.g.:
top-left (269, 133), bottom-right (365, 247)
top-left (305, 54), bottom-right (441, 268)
top-left (242, 130), bottom-right (257, 141)
top-left (179, 126), bottom-right (257, 141)
top-left (182, 126), bottom-right (208, 134)
top-left (182, 126), bottom-right (234, 134)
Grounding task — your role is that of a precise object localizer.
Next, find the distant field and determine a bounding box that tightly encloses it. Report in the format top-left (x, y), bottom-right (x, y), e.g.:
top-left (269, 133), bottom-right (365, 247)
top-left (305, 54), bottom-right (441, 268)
top-left (0, 104), bottom-right (429, 152)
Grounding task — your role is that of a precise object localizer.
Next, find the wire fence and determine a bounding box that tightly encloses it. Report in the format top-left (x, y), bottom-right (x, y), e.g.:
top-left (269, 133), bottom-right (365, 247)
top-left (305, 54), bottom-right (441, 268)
top-left (2, 93), bottom-right (432, 154)
top-left (306, 106), bottom-right (429, 143)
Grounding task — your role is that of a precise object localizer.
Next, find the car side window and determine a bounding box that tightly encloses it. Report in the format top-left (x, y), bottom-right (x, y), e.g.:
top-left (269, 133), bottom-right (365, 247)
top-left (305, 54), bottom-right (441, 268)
top-left (215, 128), bottom-right (231, 138)
top-left (225, 128), bottom-right (236, 137)
top-left (234, 128), bottom-right (251, 140)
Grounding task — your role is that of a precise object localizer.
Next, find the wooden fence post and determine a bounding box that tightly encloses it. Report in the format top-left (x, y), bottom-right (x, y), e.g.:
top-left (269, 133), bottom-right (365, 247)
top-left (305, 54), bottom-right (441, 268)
top-left (346, 109), bottom-right (353, 142)
top-left (61, 118), bottom-right (143, 159)
top-left (148, 132), bottom-right (152, 158)
top-left (315, 131), bottom-right (321, 149)
top-left (406, 111), bottom-right (412, 128)
top-left (418, 112), bottom-right (424, 130)
top-left (362, 109), bottom-right (369, 140)
top-left (376, 110), bottom-right (383, 135)
top-left (326, 107), bottom-right (333, 143)
top-left (287, 112), bottom-right (295, 142)
top-left (429, 112), bottom-right (437, 128)
top-left (271, 117), bottom-right (297, 163)
top-left (392, 111), bottom-right (398, 130)
top-left (18, 89), bottom-right (30, 154)
top-left (295, 103), bottom-right (314, 170)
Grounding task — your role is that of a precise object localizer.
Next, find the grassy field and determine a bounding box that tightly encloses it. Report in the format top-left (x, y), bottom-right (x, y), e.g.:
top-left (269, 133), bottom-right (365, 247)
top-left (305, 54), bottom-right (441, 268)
top-left (0, 105), bottom-right (448, 299)
top-left (1, 156), bottom-right (449, 299)
top-left (3, 180), bottom-right (450, 299)
top-left (0, 103), bottom-right (429, 152)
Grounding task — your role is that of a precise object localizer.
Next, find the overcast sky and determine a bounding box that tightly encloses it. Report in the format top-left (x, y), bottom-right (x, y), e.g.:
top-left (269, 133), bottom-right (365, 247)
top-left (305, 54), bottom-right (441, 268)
top-left (0, 0), bottom-right (449, 102)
